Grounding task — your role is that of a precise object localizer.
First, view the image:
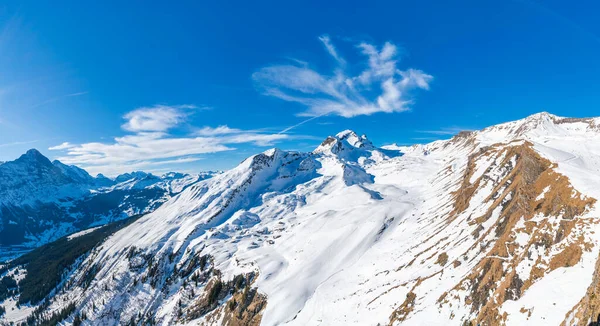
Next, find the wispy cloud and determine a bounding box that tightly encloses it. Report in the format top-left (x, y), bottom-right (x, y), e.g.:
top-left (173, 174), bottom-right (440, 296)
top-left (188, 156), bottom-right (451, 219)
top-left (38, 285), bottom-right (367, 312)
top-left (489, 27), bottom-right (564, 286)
top-left (318, 35), bottom-right (346, 66)
top-left (48, 142), bottom-right (75, 150)
top-left (122, 104), bottom-right (198, 132)
top-left (410, 137), bottom-right (440, 141)
top-left (195, 125), bottom-right (243, 136)
top-left (416, 127), bottom-right (474, 136)
top-left (253, 35), bottom-right (432, 118)
top-left (66, 91), bottom-right (88, 97)
top-left (49, 104), bottom-right (295, 176)
top-left (86, 157), bottom-right (204, 177)
top-left (28, 91), bottom-right (88, 109)
top-left (278, 112), bottom-right (330, 134)
top-left (0, 139), bottom-right (39, 148)
top-left (285, 57), bottom-right (309, 67)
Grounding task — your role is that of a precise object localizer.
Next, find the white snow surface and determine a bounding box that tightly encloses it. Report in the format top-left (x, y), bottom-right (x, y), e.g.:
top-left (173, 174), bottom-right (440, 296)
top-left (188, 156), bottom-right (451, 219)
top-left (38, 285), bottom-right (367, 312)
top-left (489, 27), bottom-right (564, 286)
top-left (11, 112), bottom-right (600, 325)
top-left (67, 226), bottom-right (102, 240)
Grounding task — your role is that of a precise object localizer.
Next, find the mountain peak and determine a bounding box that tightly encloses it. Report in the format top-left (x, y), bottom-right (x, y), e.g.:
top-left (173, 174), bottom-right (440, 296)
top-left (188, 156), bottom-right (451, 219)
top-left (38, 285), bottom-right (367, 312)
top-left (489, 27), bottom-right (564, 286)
top-left (335, 129), bottom-right (359, 139)
top-left (15, 148), bottom-right (53, 166)
top-left (473, 111), bottom-right (600, 147)
top-left (523, 111), bottom-right (560, 122)
top-left (316, 130), bottom-right (374, 154)
top-left (23, 148), bottom-right (46, 160)
top-left (335, 130), bottom-right (371, 145)
top-left (114, 171), bottom-right (153, 184)
top-left (528, 111), bottom-right (555, 118)
top-left (25, 148), bottom-right (43, 156)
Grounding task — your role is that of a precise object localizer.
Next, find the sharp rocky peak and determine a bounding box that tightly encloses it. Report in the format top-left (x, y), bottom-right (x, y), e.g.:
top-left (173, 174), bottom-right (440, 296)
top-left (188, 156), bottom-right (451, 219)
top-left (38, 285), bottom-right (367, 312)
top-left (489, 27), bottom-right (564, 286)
top-left (336, 130), bottom-right (372, 147)
top-left (162, 172), bottom-right (186, 179)
top-left (489, 112), bottom-right (560, 131)
top-left (515, 111), bottom-right (560, 129)
top-left (16, 148), bottom-right (53, 165)
top-left (475, 111), bottom-right (600, 143)
top-left (524, 111), bottom-right (558, 121)
top-left (114, 171), bottom-right (153, 183)
top-left (243, 148), bottom-right (285, 170)
top-left (315, 130), bottom-right (374, 154)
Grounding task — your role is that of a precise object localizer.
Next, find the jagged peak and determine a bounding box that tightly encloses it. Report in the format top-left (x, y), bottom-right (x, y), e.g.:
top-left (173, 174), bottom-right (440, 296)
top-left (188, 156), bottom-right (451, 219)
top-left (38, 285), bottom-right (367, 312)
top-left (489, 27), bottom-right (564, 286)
top-left (25, 148), bottom-right (43, 156)
top-left (262, 148), bottom-right (282, 157)
top-left (475, 111), bottom-right (600, 145)
top-left (21, 148), bottom-right (46, 160)
top-left (161, 172), bottom-right (187, 179)
top-left (114, 171), bottom-right (153, 183)
top-left (488, 112), bottom-right (560, 130)
top-left (93, 173), bottom-right (115, 187)
top-left (315, 130), bottom-right (374, 155)
top-left (525, 111), bottom-right (559, 120)
top-left (336, 130), bottom-right (373, 148)
top-left (51, 159), bottom-right (80, 171)
top-left (51, 159), bottom-right (94, 182)
top-left (13, 148), bottom-right (53, 166)
top-left (238, 148), bottom-right (284, 172)
top-left (335, 129), bottom-right (358, 139)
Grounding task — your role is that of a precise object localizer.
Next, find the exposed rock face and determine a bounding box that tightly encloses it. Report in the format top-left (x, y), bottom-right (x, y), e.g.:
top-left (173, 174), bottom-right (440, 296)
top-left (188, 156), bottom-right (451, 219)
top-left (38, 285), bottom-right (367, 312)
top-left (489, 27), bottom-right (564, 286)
top-left (395, 141), bottom-right (597, 325)
top-left (563, 252), bottom-right (600, 325)
top-left (193, 272), bottom-right (267, 326)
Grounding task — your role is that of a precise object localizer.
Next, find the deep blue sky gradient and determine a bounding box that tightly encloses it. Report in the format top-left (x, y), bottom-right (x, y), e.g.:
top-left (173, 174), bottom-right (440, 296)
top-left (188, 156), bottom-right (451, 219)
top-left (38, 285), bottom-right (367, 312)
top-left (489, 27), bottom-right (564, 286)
top-left (1, 0), bottom-right (599, 173)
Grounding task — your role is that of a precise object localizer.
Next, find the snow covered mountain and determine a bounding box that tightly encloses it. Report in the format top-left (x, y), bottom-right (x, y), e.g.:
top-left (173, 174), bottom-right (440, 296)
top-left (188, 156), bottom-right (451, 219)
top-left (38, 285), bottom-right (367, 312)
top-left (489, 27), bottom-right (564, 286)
top-left (0, 149), bottom-right (95, 207)
top-left (3, 112), bottom-right (600, 325)
top-left (0, 150), bottom-right (218, 260)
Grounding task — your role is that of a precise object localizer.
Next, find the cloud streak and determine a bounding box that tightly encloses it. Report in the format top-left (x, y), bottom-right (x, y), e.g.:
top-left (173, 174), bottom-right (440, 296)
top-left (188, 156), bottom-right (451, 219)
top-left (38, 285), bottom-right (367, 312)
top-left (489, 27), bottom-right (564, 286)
top-left (28, 91), bottom-right (88, 109)
top-left (318, 35), bottom-right (346, 66)
top-left (416, 127), bottom-right (474, 136)
top-left (278, 112), bottom-right (330, 134)
top-left (49, 104), bottom-right (294, 176)
top-left (0, 139), bottom-right (39, 148)
top-left (195, 125), bottom-right (243, 136)
top-left (253, 36), bottom-right (432, 118)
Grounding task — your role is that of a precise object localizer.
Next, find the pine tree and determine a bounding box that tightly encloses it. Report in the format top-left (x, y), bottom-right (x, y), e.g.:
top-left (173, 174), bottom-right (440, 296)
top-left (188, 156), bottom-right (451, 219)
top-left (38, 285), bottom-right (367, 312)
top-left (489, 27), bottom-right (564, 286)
top-left (73, 313), bottom-right (82, 326)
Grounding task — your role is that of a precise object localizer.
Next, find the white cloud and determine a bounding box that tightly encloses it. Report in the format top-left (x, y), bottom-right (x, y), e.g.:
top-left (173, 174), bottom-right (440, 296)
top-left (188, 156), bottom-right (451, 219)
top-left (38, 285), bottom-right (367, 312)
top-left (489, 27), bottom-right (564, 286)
top-left (49, 105), bottom-right (293, 176)
top-left (253, 37), bottom-right (432, 118)
top-left (28, 91), bottom-right (89, 110)
top-left (318, 35), bottom-right (346, 66)
top-left (195, 125), bottom-right (243, 136)
top-left (221, 133), bottom-right (291, 147)
top-left (416, 127), bottom-right (474, 135)
top-left (121, 104), bottom-right (197, 132)
top-left (48, 142), bottom-right (74, 150)
top-left (356, 41), bottom-right (398, 84)
top-left (83, 157), bottom-right (203, 177)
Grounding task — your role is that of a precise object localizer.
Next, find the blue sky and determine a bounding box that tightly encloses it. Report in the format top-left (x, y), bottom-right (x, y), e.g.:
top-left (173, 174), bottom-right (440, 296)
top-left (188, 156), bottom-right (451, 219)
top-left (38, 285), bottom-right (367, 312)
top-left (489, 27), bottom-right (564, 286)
top-left (1, 0), bottom-right (600, 176)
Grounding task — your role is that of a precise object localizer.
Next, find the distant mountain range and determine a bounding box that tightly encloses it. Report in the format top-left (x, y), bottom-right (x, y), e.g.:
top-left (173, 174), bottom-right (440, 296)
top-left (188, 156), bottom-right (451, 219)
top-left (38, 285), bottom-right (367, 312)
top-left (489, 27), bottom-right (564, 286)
top-left (0, 149), bottom-right (218, 260)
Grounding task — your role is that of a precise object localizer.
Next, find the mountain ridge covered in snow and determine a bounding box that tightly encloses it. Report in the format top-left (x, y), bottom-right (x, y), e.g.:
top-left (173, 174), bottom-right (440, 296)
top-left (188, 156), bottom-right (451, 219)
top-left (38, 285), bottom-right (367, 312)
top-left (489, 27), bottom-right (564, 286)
top-left (0, 149), bottom-right (219, 260)
top-left (2, 112), bottom-right (600, 325)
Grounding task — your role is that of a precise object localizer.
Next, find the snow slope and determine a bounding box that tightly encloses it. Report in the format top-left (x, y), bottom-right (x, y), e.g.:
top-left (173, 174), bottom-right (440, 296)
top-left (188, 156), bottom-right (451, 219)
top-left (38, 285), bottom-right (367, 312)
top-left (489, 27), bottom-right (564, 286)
top-left (3, 114), bottom-right (600, 325)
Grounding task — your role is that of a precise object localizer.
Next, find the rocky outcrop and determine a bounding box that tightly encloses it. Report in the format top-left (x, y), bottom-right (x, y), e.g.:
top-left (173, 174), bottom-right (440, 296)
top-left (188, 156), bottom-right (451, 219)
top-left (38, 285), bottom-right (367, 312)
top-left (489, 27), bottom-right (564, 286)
top-left (392, 141), bottom-right (597, 325)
